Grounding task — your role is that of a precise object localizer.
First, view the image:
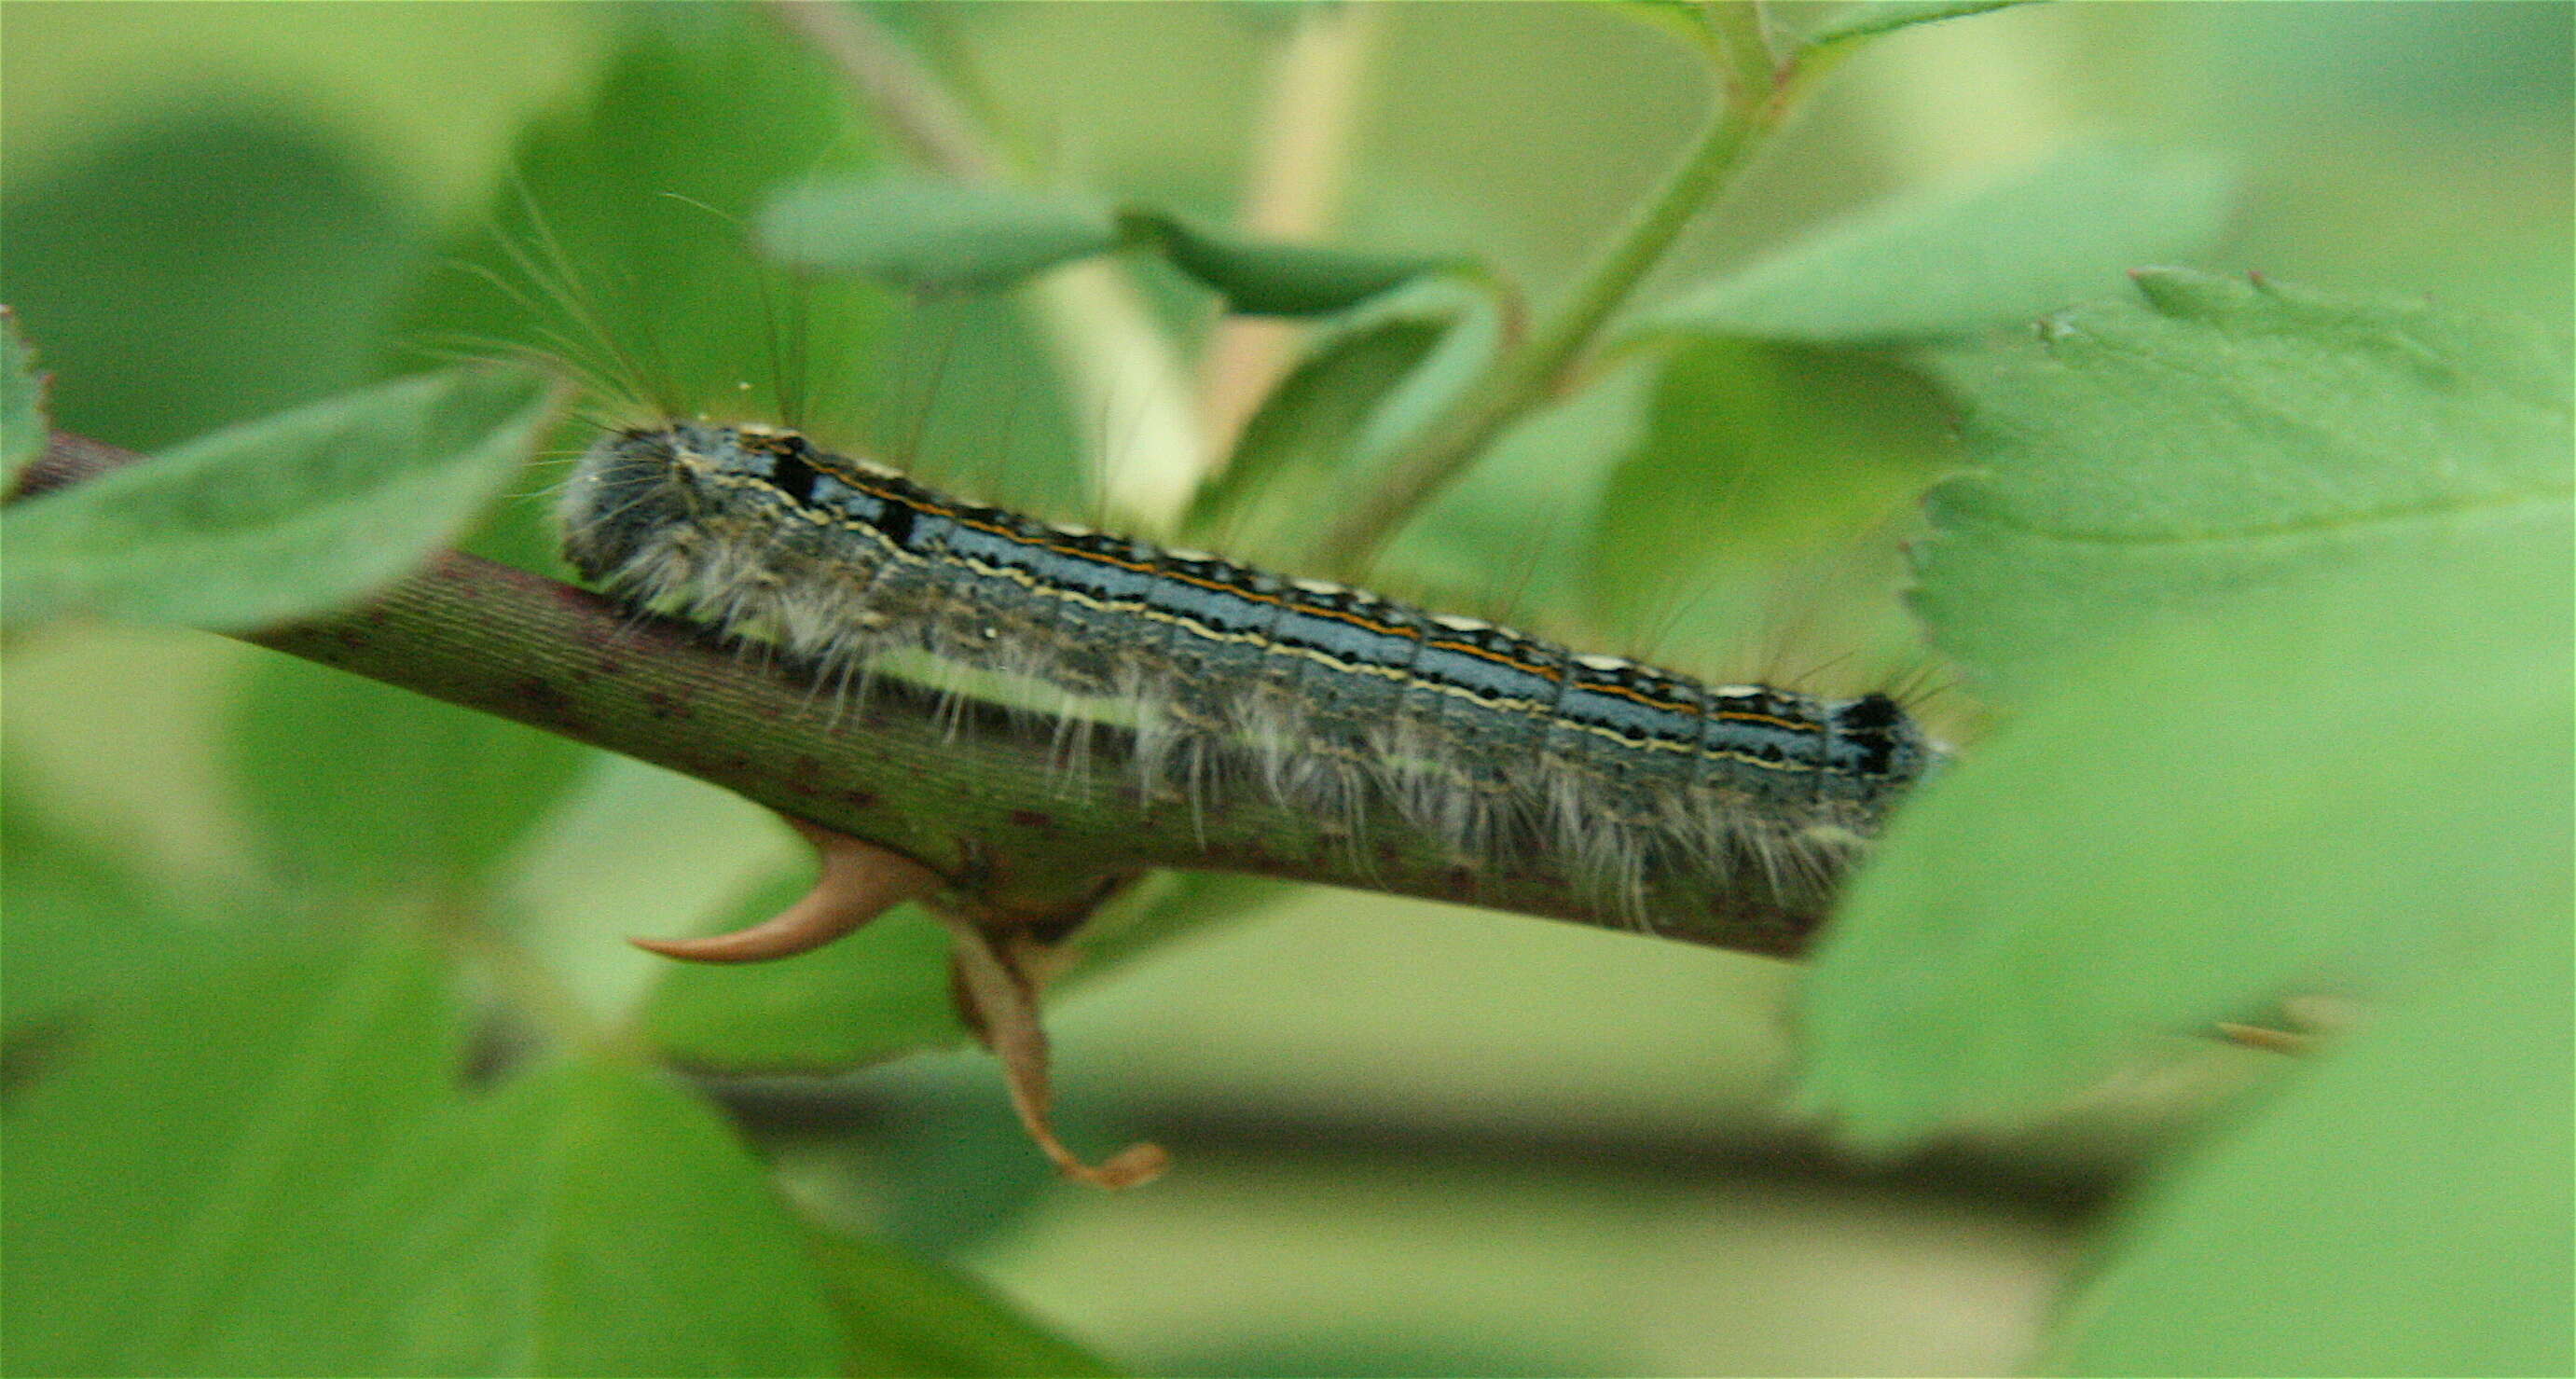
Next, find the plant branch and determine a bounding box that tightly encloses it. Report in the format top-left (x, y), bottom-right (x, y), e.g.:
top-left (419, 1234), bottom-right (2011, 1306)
top-left (17, 431), bottom-right (1835, 957)
top-left (1309, 2), bottom-right (1792, 572)
top-left (763, 1), bottom-right (1207, 533)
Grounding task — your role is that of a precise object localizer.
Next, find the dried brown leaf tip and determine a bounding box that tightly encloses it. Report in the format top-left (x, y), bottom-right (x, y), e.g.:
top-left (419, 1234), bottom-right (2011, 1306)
top-left (2215, 1022), bottom-right (2314, 1055)
top-left (942, 909), bottom-right (1170, 1191)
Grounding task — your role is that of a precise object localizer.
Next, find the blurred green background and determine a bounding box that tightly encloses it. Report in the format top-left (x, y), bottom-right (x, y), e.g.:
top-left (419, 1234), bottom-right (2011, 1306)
top-left (4, 4), bottom-right (2568, 1375)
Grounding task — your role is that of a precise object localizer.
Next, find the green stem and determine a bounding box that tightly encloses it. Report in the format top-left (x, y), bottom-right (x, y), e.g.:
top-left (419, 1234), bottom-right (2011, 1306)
top-left (1701, 0), bottom-right (1783, 106)
top-left (1310, 2), bottom-right (1789, 573)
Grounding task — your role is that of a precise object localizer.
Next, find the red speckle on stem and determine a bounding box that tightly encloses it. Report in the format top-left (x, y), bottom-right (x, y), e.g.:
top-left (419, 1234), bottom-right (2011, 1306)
top-left (512, 676), bottom-right (579, 727)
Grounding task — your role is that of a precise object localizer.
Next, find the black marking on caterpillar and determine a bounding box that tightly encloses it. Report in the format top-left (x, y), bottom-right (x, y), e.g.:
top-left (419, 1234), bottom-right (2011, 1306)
top-left (560, 421), bottom-right (1938, 923)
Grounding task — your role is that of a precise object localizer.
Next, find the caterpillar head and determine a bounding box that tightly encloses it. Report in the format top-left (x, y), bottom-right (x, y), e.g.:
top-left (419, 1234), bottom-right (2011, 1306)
top-left (558, 423), bottom-right (721, 585)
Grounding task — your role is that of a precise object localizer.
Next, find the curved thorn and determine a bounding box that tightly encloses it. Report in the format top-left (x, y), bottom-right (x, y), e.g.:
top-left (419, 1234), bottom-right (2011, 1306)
top-left (630, 817), bottom-right (943, 964)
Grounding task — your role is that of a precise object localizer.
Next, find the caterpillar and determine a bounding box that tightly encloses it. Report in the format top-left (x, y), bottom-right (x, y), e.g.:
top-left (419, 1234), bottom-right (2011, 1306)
top-left (558, 420), bottom-right (1938, 931)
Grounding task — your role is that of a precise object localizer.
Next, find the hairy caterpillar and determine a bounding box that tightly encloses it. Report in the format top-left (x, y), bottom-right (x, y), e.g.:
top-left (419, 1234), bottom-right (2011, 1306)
top-left (558, 420), bottom-right (1937, 930)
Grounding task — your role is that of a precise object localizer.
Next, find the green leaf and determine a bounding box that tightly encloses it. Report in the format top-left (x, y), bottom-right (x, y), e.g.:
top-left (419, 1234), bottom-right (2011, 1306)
top-left (0, 111), bottom-right (422, 452)
top-left (641, 865), bottom-right (966, 1072)
top-left (1915, 269), bottom-right (2573, 695)
top-left (2, 929), bottom-right (861, 1376)
top-left (1802, 533), bottom-right (2570, 1146)
top-left (1120, 210), bottom-right (1461, 317)
top-left (1337, 282), bottom-right (1509, 469)
top-left (1061, 869), bottom-right (1305, 974)
top-left (854, 1087), bottom-right (1061, 1259)
top-left (4, 305), bottom-right (47, 487)
top-left (1804, 276), bottom-right (2571, 1143)
top-left (760, 186), bottom-right (1453, 313)
top-left (2, 928), bottom-right (468, 1376)
top-left (393, 5), bottom-right (898, 574)
top-left (0, 781), bottom-right (173, 1033)
top-left (228, 654), bottom-right (590, 903)
top-left (1642, 143), bottom-right (2234, 343)
top-left (1188, 280), bottom-right (1505, 562)
top-left (1581, 338), bottom-right (1950, 657)
top-left (335, 1056), bottom-right (847, 1377)
top-left (806, 1222), bottom-right (1123, 1378)
top-left (1798, 0), bottom-right (2044, 53)
top-left (1600, 2), bottom-right (1728, 62)
top-left (760, 175), bottom-right (1121, 294)
top-left (2049, 912), bottom-right (2573, 1376)
top-left (0, 365), bottom-right (553, 632)
top-left (1185, 314), bottom-right (1449, 554)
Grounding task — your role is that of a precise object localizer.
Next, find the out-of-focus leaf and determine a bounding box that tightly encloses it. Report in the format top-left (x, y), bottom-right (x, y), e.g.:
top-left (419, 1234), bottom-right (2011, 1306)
top-left (4, 306), bottom-right (47, 486)
top-left (1160, 1329), bottom-right (1611, 1379)
top-left (1121, 211), bottom-right (1461, 317)
top-left (493, 753), bottom-right (791, 1025)
top-left (1581, 338), bottom-right (1949, 660)
top-left (1801, 274), bottom-right (2573, 1144)
top-left (641, 866), bottom-right (966, 1072)
top-left (2049, 912), bottom-right (2572, 1376)
top-left (853, 1085), bottom-right (1060, 1260)
top-left (1186, 315), bottom-right (1448, 556)
top-left (1643, 144), bottom-right (2234, 343)
top-left (332, 1056), bottom-right (847, 1376)
top-left (0, 780), bottom-right (170, 1034)
top-left (0, 365), bottom-right (552, 632)
top-left (761, 176), bottom-right (1120, 294)
top-left (228, 653), bottom-right (590, 903)
top-left (2, 930), bottom-right (467, 1376)
top-left (1338, 281), bottom-right (1508, 470)
top-left (1798, 0), bottom-right (2043, 52)
top-left (806, 1222), bottom-right (1123, 1378)
top-left (2, 928), bottom-right (875, 1376)
top-left (1601, 1), bottom-right (1727, 62)
top-left (1065, 870), bottom-right (1304, 974)
top-left (396, 6), bottom-right (898, 575)
top-left (1915, 269), bottom-right (2572, 696)
top-left (0, 111), bottom-right (421, 451)
top-left (1191, 280), bottom-right (1505, 565)
top-left (760, 185), bottom-right (1453, 316)
top-left (1804, 533), bottom-right (2569, 1145)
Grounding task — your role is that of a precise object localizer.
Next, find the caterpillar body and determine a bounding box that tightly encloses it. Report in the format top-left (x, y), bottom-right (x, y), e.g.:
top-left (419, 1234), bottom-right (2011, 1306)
top-left (560, 421), bottom-right (1936, 929)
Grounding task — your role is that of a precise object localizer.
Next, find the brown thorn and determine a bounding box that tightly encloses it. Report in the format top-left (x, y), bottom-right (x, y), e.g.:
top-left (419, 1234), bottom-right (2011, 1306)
top-left (939, 911), bottom-right (1169, 1190)
top-left (629, 816), bottom-right (943, 964)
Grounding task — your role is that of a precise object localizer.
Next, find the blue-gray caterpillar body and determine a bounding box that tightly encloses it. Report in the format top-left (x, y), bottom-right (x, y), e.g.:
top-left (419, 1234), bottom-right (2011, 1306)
top-left (561, 421), bottom-right (1936, 923)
